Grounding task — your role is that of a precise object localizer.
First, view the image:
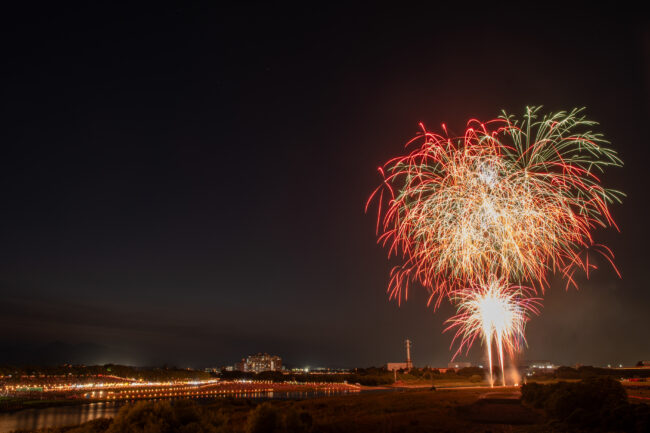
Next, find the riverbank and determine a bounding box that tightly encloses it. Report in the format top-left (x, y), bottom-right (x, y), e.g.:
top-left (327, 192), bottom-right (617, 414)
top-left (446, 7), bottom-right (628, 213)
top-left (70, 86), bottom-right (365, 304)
top-left (0, 398), bottom-right (86, 414)
top-left (0, 380), bottom-right (359, 414)
top-left (5, 387), bottom-right (528, 433)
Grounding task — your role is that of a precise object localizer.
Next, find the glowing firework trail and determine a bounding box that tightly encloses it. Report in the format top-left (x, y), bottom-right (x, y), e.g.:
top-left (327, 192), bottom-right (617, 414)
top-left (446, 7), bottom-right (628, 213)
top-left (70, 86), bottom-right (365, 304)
top-left (367, 107), bottom-right (623, 306)
top-left (444, 279), bottom-right (541, 386)
top-left (367, 107), bottom-right (623, 383)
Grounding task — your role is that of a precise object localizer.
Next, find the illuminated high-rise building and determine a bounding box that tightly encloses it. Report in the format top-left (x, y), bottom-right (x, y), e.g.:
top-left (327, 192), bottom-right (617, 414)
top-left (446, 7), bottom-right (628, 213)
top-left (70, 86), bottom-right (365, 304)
top-left (238, 353), bottom-right (282, 373)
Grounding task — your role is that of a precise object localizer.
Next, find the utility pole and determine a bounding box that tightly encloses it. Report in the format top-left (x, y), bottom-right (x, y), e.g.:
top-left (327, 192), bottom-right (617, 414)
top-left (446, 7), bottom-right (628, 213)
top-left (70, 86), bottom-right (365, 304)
top-left (405, 339), bottom-right (413, 370)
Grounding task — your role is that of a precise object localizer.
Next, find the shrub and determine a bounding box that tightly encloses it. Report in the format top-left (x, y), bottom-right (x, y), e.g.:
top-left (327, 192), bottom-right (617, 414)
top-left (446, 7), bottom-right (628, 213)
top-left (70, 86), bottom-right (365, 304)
top-left (66, 418), bottom-right (112, 433)
top-left (520, 382), bottom-right (550, 408)
top-left (106, 400), bottom-right (227, 433)
top-left (283, 407), bottom-right (313, 433)
top-left (554, 366), bottom-right (579, 379)
top-left (245, 403), bottom-right (313, 433)
top-left (457, 367), bottom-right (484, 377)
top-left (246, 403), bottom-right (281, 433)
top-left (521, 377), bottom-right (650, 431)
top-left (469, 374), bottom-right (483, 383)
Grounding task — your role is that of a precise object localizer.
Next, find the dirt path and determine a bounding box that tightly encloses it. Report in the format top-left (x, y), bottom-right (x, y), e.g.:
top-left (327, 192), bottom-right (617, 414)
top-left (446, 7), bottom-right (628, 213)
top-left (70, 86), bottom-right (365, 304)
top-left (458, 388), bottom-right (539, 425)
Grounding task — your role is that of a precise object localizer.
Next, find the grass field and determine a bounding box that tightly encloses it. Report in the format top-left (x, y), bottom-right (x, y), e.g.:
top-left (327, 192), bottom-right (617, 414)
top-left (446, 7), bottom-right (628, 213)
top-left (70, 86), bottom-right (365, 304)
top-left (267, 387), bottom-right (540, 432)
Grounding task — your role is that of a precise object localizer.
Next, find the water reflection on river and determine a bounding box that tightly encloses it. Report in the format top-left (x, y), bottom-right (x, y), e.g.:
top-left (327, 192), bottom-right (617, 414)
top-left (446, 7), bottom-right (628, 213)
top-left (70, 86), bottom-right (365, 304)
top-left (0, 390), bottom-right (358, 433)
top-left (0, 401), bottom-right (122, 433)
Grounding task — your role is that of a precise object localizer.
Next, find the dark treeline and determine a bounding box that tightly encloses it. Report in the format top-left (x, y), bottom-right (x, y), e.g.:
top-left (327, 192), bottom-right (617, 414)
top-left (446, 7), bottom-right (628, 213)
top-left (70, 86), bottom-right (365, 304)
top-left (222, 364), bottom-right (650, 385)
top-left (2, 363), bottom-right (649, 385)
top-left (220, 366), bottom-right (486, 386)
top-left (535, 365), bottom-right (650, 380)
top-left (1, 364), bottom-right (487, 386)
top-left (1, 364), bottom-right (484, 386)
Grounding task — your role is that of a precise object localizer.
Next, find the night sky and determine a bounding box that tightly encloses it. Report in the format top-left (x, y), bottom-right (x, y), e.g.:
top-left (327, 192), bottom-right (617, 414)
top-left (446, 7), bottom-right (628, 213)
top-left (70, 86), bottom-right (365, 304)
top-left (0, 4), bottom-right (648, 369)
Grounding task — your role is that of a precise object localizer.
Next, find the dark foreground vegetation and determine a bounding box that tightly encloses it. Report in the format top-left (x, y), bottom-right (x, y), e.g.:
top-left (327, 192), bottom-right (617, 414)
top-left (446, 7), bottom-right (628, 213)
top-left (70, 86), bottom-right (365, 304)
top-left (6, 389), bottom-right (490, 433)
top-left (10, 379), bottom-right (650, 433)
top-left (521, 377), bottom-right (650, 432)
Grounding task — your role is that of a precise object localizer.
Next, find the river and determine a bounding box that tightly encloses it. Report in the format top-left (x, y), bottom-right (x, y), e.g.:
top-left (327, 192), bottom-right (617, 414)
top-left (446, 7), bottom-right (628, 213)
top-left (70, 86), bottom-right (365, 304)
top-left (0, 390), bottom-right (362, 433)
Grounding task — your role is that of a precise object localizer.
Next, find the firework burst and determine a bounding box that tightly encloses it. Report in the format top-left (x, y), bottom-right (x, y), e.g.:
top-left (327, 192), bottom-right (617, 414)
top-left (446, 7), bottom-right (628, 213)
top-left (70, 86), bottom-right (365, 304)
top-left (444, 278), bottom-right (541, 386)
top-left (367, 107), bottom-right (623, 384)
top-left (368, 106), bottom-right (623, 306)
